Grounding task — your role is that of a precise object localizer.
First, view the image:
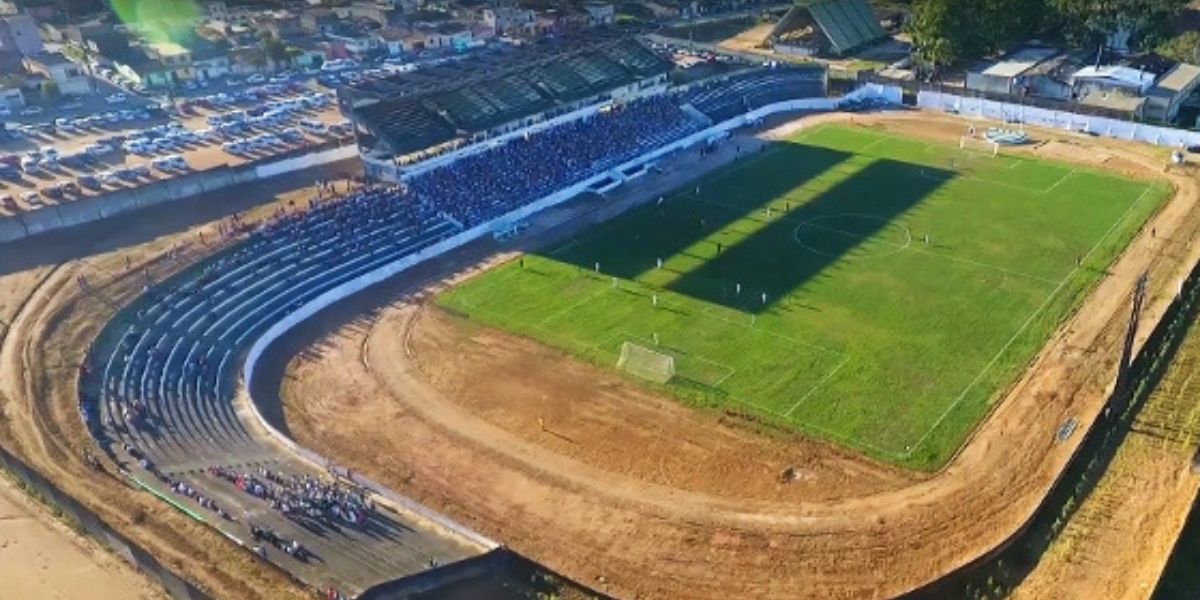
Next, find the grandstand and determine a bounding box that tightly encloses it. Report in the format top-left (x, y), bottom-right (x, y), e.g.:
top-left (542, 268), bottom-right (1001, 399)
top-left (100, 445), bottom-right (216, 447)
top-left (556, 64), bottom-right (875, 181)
top-left (681, 66), bottom-right (827, 122)
top-left (350, 32), bottom-right (673, 160)
top-left (83, 187), bottom-right (474, 591)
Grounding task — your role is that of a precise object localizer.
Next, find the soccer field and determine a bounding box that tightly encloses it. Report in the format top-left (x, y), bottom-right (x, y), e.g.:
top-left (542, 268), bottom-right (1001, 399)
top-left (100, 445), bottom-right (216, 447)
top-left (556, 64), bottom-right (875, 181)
top-left (438, 124), bottom-right (1169, 470)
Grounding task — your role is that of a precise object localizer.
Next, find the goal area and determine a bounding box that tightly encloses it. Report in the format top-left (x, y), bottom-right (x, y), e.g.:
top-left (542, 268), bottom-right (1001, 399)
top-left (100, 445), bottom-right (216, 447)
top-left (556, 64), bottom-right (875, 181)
top-left (616, 342), bottom-right (676, 384)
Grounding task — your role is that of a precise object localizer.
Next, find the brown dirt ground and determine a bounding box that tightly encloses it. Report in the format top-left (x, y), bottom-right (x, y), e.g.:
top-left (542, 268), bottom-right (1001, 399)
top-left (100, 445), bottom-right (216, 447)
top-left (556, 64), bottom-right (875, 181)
top-left (1011, 314), bottom-right (1200, 600)
top-left (0, 471), bottom-right (166, 600)
top-left (0, 166), bottom-right (361, 600)
top-left (278, 111), bottom-right (1200, 600)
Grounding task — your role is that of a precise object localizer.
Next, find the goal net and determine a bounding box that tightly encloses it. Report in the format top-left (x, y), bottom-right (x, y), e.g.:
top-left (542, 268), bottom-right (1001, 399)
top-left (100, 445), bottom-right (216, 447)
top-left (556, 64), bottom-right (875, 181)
top-left (958, 135), bottom-right (999, 157)
top-left (616, 342), bottom-right (676, 384)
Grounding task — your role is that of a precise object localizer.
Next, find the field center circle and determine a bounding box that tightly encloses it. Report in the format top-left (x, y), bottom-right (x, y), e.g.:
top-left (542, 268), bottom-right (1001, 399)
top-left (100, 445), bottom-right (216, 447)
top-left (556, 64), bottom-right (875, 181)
top-left (793, 213), bottom-right (912, 260)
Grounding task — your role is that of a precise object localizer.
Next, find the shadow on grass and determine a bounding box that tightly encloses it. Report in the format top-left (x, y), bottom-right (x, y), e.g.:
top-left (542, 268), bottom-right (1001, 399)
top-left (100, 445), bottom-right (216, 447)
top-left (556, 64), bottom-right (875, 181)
top-left (545, 140), bottom-right (955, 313)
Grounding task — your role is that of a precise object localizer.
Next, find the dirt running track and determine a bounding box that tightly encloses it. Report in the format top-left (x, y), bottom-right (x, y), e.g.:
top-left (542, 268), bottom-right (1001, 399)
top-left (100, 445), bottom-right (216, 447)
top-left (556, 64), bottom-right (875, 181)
top-left (276, 112), bottom-right (1200, 599)
top-left (0, 164), bottom-right (361, 600)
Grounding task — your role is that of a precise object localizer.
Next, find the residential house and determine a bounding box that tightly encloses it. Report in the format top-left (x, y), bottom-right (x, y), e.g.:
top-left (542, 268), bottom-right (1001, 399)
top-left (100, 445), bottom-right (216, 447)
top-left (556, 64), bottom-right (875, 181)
top-left (323, 20), bottom-right (384, 59)
top-left (23, 51), bottom-right (90, 96)
top-left (480, 6), bottom-right (535, 36)
top-left (301, 8), bottom-right (341, 35)
top-left (0, 73), bottom-right (25, 108)
top-left (257, 11), bottom-right (307, 39)
top-left (67, 23), bottom-right (132, 67)
top-left (203, 0), bottom-right (230, 21)
top-left (189, 38), bottom-right (232, 80)
top-left (335, 0), bottom-right (402, 28)
top-left (1144, 63), bottom-right (1200, 124)
top-left (0, 15), bottom-right (44, 57)
top-left (1017, 53), bottom-right (1084, 101)
top-left (288, 37), bottom-right (327, 68)
top-left (965, 48), bottom-right (1059, 96)
top-left (583, 2), bottom-right (615, 26)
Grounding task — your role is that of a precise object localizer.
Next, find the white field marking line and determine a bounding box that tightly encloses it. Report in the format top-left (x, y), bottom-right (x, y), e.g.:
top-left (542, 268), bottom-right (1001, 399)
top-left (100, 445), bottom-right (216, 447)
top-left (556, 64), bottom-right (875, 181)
top-left (534, 278), bottom-right (611, 327)
top-left (791, 215), bottom-right (913, 260)
top-left (1042, 168), bottom-right (1078, 195)
top-left (784, 354), bottom-right (850, 417)
top-left (856, 134), bottom-right (890, 155)
top-left (722, 391), bottom-right (906, 458)
top-left (904, 182), bottom-right (1156, 457)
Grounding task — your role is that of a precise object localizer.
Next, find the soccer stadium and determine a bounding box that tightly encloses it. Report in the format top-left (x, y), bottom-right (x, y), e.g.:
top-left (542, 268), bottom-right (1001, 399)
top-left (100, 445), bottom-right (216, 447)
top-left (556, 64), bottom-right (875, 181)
top-left (6, 22), bottom-right (1200, 600)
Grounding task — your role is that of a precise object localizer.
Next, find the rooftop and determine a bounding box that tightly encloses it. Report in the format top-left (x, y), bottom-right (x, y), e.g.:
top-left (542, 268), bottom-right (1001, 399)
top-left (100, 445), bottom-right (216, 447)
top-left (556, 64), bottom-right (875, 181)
top-left (1072, 64), bottom-right (1157, 93)
top-left (1077, 88), bottom-right (1146, 112)
top-left (1148, 63), bottom-right (1200, 96)
top-left (979, 47), bottom-right (1059, 79)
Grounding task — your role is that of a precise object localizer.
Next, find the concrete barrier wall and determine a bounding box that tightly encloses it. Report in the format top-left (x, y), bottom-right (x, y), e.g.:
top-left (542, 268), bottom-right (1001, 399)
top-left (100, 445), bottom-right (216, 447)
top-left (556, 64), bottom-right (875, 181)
top-left (255, 144), bottom-right (358, 179)
top-left (0, 444), bottom-right (210, 600)
top-left (0, 215), bottom-right (26, 242)
top-left (0, 146), bottom-right (356, 246)
top-left (917, 90), bottom-right (1200, 148)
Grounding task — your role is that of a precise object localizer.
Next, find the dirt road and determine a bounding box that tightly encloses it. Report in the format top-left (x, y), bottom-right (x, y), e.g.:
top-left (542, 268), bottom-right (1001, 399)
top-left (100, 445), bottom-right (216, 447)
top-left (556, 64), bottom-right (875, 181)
top-left (276, 111), bottom-right (1200, 599)
top-left (0, 474), bottom-right (165, 600)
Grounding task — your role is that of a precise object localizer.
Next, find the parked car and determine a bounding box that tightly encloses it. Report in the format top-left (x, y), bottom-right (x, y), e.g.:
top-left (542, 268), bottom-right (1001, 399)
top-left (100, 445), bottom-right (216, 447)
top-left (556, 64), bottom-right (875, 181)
top-left (62, 182), bottom-right (80, 195)
top-left (85, 143), bottom-right (113, 156)
top-left (106, 93), bottom-right (129, 104)
top-left (21, 190), bottom-right (41, 205)
top-left (43, 183), bottom-right (64, 199)
top-left (299, 119), bottom-right (326, 134)
top-left (246, 74), bottom-right (266, 84)
top-left (19, 106), bottom-right (43, 116)
top-left (77, 174), bottom-right (101, 189)
top-left (0, 194), bottom-right (16, 210)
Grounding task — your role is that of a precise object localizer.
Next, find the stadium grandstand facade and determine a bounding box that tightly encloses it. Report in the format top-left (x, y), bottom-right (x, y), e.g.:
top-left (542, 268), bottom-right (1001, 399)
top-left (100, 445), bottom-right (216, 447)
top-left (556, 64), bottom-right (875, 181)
top-left (344, 31), bottom-right (674, 163)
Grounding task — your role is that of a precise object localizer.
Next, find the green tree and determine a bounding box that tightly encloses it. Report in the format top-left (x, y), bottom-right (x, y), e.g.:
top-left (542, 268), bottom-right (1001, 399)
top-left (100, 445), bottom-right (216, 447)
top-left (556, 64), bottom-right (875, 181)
top-left (978, 0), bottom-right (1044, 53)
top-left (1157, 30), bottom-right (1200, 64)
top-left (1049, 0), bottom-right (1188, 50)
top-left (908, 0), bottom-right (980, 71)
top-left (40, 80), bottom-right (60, 103)
top-left (262, 34), bottom-right (290, 66)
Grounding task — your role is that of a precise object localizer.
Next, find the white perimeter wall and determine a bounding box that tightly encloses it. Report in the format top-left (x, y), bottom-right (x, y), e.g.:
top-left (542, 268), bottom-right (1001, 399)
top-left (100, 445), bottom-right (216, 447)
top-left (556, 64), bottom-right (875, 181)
top-left (918, 90), bottom-right (1200, 148)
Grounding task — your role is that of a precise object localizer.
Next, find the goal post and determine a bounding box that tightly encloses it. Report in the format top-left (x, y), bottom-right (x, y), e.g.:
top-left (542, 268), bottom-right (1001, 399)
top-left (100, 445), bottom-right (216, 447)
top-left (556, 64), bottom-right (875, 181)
top-left (616, 342), bottom-right (676, 384)
top-left (959, 135), bottom-right (999, 157)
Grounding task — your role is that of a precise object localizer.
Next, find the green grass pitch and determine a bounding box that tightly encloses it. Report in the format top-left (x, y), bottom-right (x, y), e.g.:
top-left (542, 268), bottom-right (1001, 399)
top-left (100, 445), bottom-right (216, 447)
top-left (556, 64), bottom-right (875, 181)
top-left (437, 124), bottom-right (1169, 470)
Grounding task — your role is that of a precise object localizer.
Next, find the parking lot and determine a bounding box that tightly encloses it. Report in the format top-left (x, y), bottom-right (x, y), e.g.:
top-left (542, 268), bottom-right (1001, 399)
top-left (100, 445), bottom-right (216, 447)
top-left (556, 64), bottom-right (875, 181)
top-left (0, 82), bottom-right (352, 217)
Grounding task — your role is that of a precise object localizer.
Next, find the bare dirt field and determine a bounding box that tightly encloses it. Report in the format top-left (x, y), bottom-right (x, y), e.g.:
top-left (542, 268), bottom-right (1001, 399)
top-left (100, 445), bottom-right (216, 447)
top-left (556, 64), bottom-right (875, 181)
top-left (277, 111), bottom-right (1200, 599)
top-left (0, 473), bottom-right (166, 600)
top-left (0, 163), bottom-right (360, 600)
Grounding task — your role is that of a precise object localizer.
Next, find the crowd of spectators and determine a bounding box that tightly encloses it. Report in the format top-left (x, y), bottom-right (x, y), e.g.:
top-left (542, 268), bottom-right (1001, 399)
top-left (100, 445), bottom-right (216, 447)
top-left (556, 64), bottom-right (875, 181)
top-left (210, 465), bottom-right (374, 527)
top-left (405, 95), bottom-right (702, 227)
